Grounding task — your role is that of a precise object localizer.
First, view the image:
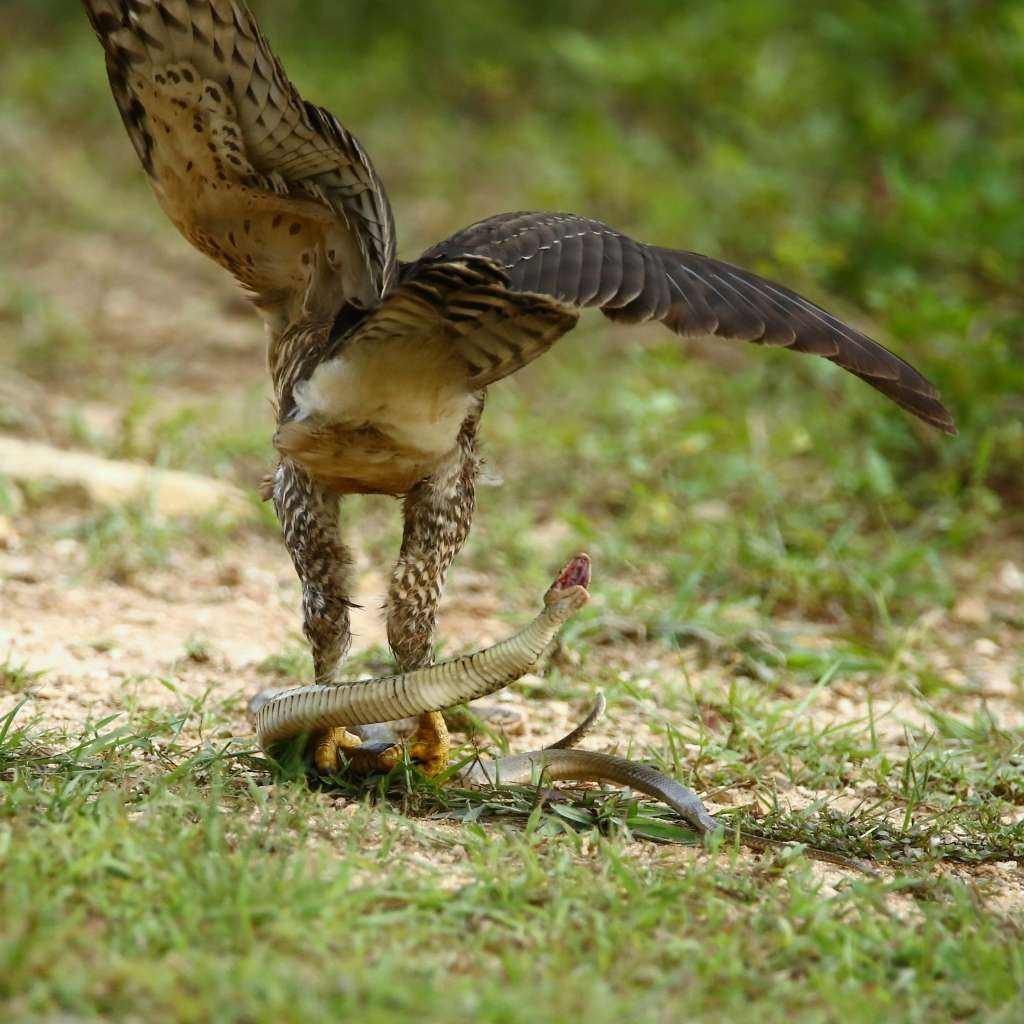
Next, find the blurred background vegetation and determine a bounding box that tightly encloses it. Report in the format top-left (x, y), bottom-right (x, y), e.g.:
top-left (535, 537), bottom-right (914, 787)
top-left (1, 0), bottom-right (1021, 637)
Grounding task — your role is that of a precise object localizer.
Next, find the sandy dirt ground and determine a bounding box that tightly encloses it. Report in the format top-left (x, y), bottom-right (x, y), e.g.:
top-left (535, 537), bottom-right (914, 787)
top-left (2, 499), bottom-right (1021, 917)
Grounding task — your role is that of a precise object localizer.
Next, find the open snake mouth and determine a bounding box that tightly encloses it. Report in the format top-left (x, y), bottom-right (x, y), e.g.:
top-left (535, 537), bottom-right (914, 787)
top-left (553, 553), bottom-right (591, 592)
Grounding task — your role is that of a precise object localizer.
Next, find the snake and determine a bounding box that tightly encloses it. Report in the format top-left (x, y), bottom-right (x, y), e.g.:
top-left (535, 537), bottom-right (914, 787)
top-left (252, 553), bottom-right (874, 872)
top-left (253, 554), bottom-right (717, 834)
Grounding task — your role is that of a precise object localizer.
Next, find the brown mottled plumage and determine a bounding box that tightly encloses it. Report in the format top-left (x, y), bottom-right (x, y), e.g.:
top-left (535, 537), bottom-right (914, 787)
top-left (83, 1), bottom-right (955, 773)
top-left (82, 0), bottom-right (396, 327)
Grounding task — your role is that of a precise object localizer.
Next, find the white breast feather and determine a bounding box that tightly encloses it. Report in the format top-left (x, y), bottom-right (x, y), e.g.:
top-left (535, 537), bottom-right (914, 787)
top-left (294, 337), bottom-right (473, 458)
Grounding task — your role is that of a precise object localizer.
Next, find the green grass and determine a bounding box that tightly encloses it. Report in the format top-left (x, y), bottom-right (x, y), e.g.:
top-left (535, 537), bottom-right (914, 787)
top-left (1, 701), bottom-right (1022, 1023)
top-left (0, 653), bottom-right (44, 694)
top-left (0, 1), bottom-right (1022, 1021)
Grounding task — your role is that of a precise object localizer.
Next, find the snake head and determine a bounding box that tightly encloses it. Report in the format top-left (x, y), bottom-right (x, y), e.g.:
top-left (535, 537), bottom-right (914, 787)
top-left (543, 553), bottom-right (592, 611)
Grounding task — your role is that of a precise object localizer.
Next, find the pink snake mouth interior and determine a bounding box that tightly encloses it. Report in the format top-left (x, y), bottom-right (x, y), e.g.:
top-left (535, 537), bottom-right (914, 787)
top-left (553, 553), bottom-right (591, 591)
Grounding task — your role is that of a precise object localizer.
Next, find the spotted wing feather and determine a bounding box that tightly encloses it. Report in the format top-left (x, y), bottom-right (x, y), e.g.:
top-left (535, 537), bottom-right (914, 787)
top-left (82, 0), bottom-right (397, 312)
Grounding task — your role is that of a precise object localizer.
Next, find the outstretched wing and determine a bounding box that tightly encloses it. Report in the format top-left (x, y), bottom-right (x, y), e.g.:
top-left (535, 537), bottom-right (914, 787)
top-left (82, 0), bottom-right (397, 320)
top-left (414, 212), bottom-right (955, 434)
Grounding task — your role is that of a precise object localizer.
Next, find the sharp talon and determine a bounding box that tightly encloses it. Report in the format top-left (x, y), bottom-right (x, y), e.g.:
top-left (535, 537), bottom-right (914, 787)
top-left (311, 717), bottom-right (451, 777)
top-left (346, 741), bottom-right (403, 774)
top-left (407, 743), bottom-right (450, 776)
top-left (312, 726), bottom-right (363, 774)
top-left (407, 710), bottom-right (451, 776)
top-left (349, 737), bottom-right (446, 776)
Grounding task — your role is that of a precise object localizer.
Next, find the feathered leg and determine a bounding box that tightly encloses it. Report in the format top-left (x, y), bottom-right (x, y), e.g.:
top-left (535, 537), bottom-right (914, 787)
top-left (385, 401), bottom-right (484, 774)
top-left (271, 459), bottom-right (365, 772)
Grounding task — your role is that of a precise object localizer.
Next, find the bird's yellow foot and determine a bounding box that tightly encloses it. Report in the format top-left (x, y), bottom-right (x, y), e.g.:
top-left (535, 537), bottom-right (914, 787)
top-left (311, 712), bottom-right (450, 776)
top-left (313, 727), bottom-right (406, 774)
top-left (312, 726), bottom-right (365, 775)
top-left (407, 711), bottom-right (451, 776)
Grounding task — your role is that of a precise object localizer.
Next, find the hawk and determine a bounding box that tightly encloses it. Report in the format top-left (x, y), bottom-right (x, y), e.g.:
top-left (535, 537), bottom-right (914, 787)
top-left (83, 0), bottom-right (954, 774)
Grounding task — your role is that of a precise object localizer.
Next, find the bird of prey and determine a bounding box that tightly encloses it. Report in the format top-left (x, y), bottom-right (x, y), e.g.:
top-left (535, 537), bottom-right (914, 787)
top-left (83, 0), bottom-right (954, 775)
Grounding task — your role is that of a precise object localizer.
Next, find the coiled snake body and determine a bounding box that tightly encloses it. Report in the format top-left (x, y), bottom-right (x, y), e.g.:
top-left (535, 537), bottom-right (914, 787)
top-left (252, 555), bottom-right (720, 835)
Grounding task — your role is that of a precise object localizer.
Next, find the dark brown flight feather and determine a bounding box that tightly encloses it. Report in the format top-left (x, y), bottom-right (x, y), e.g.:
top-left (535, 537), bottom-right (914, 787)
top-left (413, 212), bottom-right (955, 434)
